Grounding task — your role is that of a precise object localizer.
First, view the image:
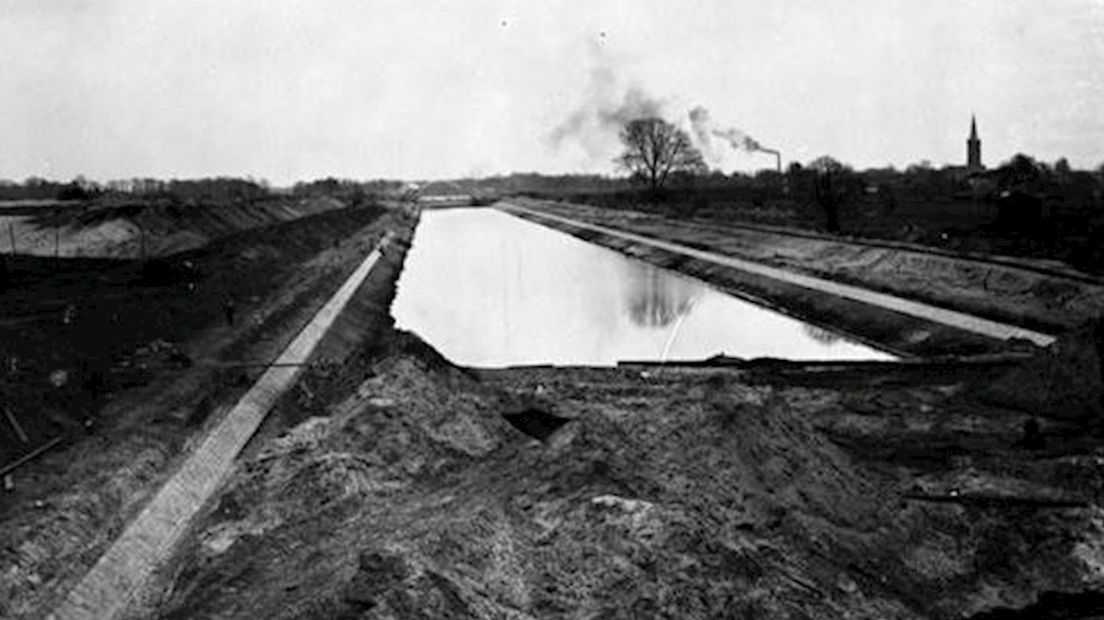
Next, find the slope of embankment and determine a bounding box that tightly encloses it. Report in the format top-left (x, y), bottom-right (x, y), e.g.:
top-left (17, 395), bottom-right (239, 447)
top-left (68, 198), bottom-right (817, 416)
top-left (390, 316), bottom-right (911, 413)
top-left (504, 198), bottom-right (1104, 337)
top-left (0, 203), bottom-right (416, 619)
top-left (13, 200), bottom-right (1104, 620)
top-left (0, 196), bottom-right (345, 259)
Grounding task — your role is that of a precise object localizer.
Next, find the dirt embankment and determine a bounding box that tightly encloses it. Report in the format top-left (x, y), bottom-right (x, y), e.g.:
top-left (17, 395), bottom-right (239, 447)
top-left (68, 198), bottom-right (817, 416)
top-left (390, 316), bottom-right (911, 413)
top-left (501, 201), bottom-right (1002, 359)
top-left (0, 196), bottom-right (345, 259)
top-left (0, 204), bottom-right (417, 619)
top-left (131, 325), bottom-right (1104, 620)
top-left (505, 198), bottom-right (1104, 337)
top-left (81, 202), bottom-right (1104, 620)
top-left (0, 204), bottom-right (394, 469)
top-left (12, 199), bottom-right (1102, 619)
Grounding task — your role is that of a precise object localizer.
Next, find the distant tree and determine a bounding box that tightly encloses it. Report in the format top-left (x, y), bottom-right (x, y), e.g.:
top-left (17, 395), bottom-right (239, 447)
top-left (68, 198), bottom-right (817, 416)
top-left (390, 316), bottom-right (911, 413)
top-left (348, 185), bottom-right (367, 208)
top-left (994, 154), bottom-right (1045, 231)
top-left (616, 117), bottom-right (705, 196)
top-left (1054, 157), bottom-right (1071, 178)
top-left (57, 182), bottom-right (91, 201)
top-left (754, 169), bottom-right (781, 184)
top-left (808, 156), bottom-right (857, 233)
top-left (998, 154), bottom-right (1043, 189)
top-left (878, 183), bottom-right (898, 217)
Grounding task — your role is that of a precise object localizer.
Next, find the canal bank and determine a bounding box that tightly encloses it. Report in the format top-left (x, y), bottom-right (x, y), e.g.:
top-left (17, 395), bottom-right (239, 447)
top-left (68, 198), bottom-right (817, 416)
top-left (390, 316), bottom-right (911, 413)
top-left (48, 234), bottom-right (402, 620)
top-left (124, 201), bottom-right (1104, 620)
top-left (1, 206), bottom-right (418, 620)
top-left (17, 200), bottom-right (1104, 620)
top-left (499, 200), bottom-right (1031, 359)
top-left (501, 198), bottom-right (1103, 337)
top-left (392, 207), bottom-right (895, 366)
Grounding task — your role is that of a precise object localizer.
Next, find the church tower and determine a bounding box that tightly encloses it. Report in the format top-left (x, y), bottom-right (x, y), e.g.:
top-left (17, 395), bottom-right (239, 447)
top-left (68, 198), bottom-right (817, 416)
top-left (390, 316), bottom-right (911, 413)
top-left (967, 115), bottom-right (983, 171)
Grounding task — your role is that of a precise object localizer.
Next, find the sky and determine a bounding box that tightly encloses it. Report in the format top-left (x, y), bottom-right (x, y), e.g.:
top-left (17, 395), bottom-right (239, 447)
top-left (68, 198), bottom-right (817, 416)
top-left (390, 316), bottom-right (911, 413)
top-left (1, 0), bottom-right (1102, 184)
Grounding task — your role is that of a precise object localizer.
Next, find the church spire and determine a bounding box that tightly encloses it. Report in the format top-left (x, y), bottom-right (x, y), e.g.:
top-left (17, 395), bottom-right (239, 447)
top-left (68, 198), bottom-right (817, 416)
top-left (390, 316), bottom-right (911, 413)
top-left (967, 114), bottom-right (982, 171)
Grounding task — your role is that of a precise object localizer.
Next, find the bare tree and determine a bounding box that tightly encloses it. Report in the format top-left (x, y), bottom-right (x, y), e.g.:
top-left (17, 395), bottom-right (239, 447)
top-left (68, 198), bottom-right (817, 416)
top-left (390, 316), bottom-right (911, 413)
top-left (808, 155), bottom-right (857, 233)
top-left (616, 118), bottom-right (705, 195)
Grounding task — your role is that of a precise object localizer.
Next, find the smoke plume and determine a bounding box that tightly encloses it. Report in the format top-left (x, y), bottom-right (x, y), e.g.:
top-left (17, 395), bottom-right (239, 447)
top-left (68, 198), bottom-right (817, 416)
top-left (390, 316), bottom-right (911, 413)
top-left (688, 105), bottom-right (778, 164)
top-left (688, 106), bottom-right (720, 162)
top-left (547, 60), bottom-right (665, 161)
top-left (547, 54), bottom-right (781, 173)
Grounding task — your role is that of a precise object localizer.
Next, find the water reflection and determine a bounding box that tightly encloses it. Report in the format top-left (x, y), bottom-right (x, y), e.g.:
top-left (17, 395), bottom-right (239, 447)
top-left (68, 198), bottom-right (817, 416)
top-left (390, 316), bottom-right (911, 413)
top-left (621, 266), bottom-right (699, 328)
top-left (803, 324), bottom-right (844, 344)
top-left (391, 208), bottom-right (895, 367)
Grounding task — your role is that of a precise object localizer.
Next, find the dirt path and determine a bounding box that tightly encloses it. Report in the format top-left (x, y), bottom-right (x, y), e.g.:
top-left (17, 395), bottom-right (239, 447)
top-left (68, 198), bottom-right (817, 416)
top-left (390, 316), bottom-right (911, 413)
top-left (500, 201), bottom-right (1056, 348)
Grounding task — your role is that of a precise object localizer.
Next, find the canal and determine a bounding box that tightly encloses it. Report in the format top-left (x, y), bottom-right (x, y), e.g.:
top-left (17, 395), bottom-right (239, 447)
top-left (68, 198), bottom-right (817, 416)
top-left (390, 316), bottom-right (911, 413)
top-left (391, 208), bottom-right (894, 367)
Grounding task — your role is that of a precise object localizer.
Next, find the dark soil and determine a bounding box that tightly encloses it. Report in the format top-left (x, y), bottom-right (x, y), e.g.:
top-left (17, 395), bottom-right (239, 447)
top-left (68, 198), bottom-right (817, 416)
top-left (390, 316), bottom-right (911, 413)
top-left (0, 204), bottom-right (386, 471)
top-left (0, 203), bottom-right (413, 619)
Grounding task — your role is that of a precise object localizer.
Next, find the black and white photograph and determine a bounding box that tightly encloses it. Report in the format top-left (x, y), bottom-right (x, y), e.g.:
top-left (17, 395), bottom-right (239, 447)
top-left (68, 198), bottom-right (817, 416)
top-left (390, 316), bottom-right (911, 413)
top-left (2, 1), bottom-right (1104, 618)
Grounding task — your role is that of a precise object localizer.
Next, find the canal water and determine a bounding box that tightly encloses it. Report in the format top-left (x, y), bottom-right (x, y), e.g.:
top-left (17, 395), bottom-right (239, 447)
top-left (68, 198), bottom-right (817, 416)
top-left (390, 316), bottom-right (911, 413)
top-left (391, 208), bottom-right (895, 367)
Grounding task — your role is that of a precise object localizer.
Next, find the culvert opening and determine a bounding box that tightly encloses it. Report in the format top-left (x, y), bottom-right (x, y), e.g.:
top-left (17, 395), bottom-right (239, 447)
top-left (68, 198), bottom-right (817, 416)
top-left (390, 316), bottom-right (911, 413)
top-left (503, 408), bottom-right (569, 441)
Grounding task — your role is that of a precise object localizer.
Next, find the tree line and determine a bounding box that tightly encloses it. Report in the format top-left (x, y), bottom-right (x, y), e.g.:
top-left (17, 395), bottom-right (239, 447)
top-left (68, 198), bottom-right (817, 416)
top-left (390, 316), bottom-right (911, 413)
top-left (0, 176), bottom-right (274, 204)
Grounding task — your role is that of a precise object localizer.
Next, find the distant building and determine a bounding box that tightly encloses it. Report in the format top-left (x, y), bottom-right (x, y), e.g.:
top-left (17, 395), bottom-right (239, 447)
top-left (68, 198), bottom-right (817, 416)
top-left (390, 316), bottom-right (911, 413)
top-left (967, 115), bottom-right (983, 172)
top-left (418, 193), bottom-right (473, 206)
top-left (947, 115), bottom-right (989, 188)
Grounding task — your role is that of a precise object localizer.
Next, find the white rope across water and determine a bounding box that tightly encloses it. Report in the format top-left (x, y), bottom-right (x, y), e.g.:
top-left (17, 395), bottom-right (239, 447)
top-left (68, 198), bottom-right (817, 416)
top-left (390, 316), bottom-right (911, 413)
top-left (657, 290), bottom-right (706, 369)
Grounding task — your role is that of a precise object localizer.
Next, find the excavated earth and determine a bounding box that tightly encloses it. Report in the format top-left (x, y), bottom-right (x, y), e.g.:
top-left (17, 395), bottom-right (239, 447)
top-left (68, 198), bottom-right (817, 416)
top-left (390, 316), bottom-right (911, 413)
top-left (8, 201), bottom-right (1104, 619)
top-left (0, 196), bottom-right (345, 259)
top-left (128, 205), bottom-right (1104, 619)
top-left (134, 327), bottom-right (1104, 620)
top-left (0, 202), bottom-right (417, 619)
